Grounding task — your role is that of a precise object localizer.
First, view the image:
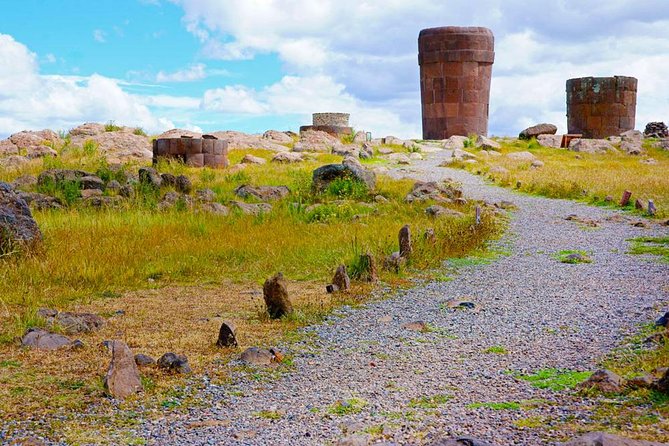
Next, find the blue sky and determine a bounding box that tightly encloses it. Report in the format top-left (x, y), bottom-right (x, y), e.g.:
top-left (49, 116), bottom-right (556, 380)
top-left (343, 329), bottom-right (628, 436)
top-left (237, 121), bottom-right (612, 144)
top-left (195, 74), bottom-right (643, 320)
top-left (0, 0), bottom-right (668, 138)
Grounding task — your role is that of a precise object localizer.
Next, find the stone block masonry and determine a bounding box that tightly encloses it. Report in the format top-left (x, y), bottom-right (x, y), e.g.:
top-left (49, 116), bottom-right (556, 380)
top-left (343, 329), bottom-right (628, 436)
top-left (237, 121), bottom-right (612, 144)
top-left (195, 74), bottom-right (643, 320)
top-left (153, 136), bottom-right (228, 168)
top-left (566, 76), bottom-right (638, 138)
top-left (418, 26), bottom-right (495, 140)
top-left (300, 112), bottom-right (353, 137)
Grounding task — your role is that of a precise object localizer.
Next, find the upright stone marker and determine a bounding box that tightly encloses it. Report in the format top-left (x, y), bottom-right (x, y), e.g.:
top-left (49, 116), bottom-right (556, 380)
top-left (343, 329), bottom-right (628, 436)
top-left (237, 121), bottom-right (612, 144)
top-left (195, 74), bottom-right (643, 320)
top-left (399, 225), bottom-right (412, 258)
top-left (263, 272), bottom-right (293, 319)
top-left (418, 26), bottom-right (495, 139)
top-left (566, 76), bottom-right (638, 138)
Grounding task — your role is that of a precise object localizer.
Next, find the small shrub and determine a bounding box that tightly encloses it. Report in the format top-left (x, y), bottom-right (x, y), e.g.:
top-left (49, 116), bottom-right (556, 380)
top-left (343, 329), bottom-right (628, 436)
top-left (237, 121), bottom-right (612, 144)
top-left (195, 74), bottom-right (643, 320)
top-left (325, 177), bottom-right (369, 200)
top-left (82, 139), bottom-right (99, 156)
top-left (328, 398), bottom-right (367, 416)
top-left (104, 120), bottom-right (122, 132)
top-left (408, 394), bottom-right (450, 409)
top-left (133, 128), bottom-right (147, 136)
top-left (484, 345), bottom-right (508, 354)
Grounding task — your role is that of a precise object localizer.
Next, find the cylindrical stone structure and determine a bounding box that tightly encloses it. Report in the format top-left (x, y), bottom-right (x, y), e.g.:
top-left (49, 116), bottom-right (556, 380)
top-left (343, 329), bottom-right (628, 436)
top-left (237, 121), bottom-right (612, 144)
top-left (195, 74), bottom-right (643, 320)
top-left (418, 26), bottom-right (495, 140)
top-left (313, 113), bottom-right (350, 127)
top-left (566, 76), bottom-right (638, 138)
top-left (153, 136), bottom-right (228, 168)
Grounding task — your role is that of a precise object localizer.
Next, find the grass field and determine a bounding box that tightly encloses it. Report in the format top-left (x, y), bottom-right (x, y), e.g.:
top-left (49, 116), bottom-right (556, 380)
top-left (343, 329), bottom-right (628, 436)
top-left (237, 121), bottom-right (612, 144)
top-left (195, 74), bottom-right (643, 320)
top-left (0, 144), bottom-right (501, 442)
top-left (452, 137), bottom-right (669, 219)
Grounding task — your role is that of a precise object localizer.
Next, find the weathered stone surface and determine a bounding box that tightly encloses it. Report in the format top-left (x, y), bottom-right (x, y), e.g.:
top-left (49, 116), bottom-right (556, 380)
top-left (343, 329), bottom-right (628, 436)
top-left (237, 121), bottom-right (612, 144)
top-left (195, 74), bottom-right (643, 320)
top-left (442, 135), bottom-right (469, 150)
top-left (406, 181), bottom-right (462, 203)
top-left (0, 182), bottom-right (42, 254)
top-left (312, 160), bottom-right (376, 192)
top-left (656, 367), bottom-right (669, 394)
top-left (476, 135), bottom-right (501, 150)
top-left (569, 138), bottom-right (616, 154)
top-left (134, 354), bottom-right (156, 367)
top-left (537, 134), bottom-right (563, 148)
top-left (579, 369), bottom-right (624, 393)
top-left (386, 153), bottom-right (411, 164)
top-left (199, 202), bottom-right (229, 215)
top-left (428, 437), bottom-right (497, 446)
top-left (562, 432), bottom-right (668, 446)
top-left (0, 139), bottom-right (19, 156)
top-left (37, 169), bottom-right (91, 187)
top-left (19, 192), bottom-right (63, 211)
top-left (138, 167), bottom-right (162, 189)
top-left (157, 352), bottom-right (192, 374)
top-left (231, 201), bottom-right (272, 215)
top-left (426, 205), bottom-right (465, 218)
top-left (216, 321), bottom-right (238, 348)
top-left (73, 132), bottom-right (152, 162)
top-left (332, 144), bottom-right (360, 158)
top-left (175, 175), bottom-right (192, 194)
top-left (519, 123), bottom-right (558, 140)
top-left (336, 433), bottom-right (372, 446)
top-left (358, 252), bottom-right (377, 282)
top-left (7, 130), bottom-right (60, 158)
top-left (21, 328), bottom-right (73, 350)
top-left (645, 122), bottom-right (668, 138)
top-left (0, 155), bottom-right (30, 170)
top-left (70, 122), bottom-right (105, 137)
top-left (272, 152), bottom-right (304, 163)
top-left (399, 225), bottom-right (412, 258)
top-left (262, 130), bottom-right (294, 144)
top-left (331, 264), bottom-right (351, 292)
top-left (240, 347), bottom-right (273, 366)
top-left (51, 311), bottom-right (105, 334)
top-left (234, 185), bottom-right (290, 201)
top-left (263, 272), bottom-right (293, 319)
top-left (241, 154), bottom-right (267, 165)
top-left (104, 340), bottom-right (143, 399)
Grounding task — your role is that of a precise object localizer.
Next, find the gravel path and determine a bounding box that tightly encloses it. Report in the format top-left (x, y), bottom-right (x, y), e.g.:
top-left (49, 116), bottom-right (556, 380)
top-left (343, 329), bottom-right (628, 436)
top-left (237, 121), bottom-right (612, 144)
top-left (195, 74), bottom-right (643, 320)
top-left (142, 151), bottom-right (669, 446)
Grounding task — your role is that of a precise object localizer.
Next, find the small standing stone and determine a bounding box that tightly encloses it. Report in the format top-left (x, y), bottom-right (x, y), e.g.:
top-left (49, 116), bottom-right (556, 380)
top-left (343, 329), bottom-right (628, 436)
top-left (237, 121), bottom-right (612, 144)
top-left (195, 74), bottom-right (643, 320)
top-left (399, 225), bottom-right (412, 258)
top-left (104, 340), bottom-right (143, 399)
top-left (358, 252), bottom-right (377, 282)
top-left (217, 321), bottom-right (238, 347)
top-left (331, 264), bottom-right (351, 292)
top-left (263, 272), bottom-right (293, 319)
top-left (578, 369), bottom-right (624, 393)
top-left (648, 200), bottom-right (656, 216)
top-left (157, 352), bottom-right (192, 374)
top-left (475, 205), bottom-right (481, 225)
top-left (635, 199), bottom-right (644, 210)
top-left (620, 190), bottom-right (632, 207)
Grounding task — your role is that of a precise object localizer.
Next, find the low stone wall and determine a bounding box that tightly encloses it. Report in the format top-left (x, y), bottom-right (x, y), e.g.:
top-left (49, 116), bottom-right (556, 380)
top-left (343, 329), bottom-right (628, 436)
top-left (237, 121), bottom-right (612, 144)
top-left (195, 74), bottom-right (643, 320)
top-left (153, 136), bottom-right (229, 168)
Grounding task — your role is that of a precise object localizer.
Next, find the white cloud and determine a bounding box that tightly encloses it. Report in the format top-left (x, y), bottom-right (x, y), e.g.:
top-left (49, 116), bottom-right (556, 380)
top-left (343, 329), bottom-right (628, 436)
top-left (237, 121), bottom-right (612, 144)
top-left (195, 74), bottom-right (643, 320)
top-left (156, 63), bottom-right (207, 82)
top-left (0, 34), bottom-right (174, 137)
top-left (172, 0), bottom-right (669, 137)
top-left (93, 29), bottom-right (106, 43)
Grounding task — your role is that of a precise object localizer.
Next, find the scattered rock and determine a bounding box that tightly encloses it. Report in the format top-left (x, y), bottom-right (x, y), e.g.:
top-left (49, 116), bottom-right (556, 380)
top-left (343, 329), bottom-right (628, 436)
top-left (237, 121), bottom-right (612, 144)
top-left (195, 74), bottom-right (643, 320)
top-left (231, 201), bottom-right (272, 216)
top-left (331, 264), bottom-right (351, 292)
top-left (19, 192), bottom-right (63, 211)
top-left (175, 175), bottom-right (192, 194)
top-left (569, 139), bottom-right (616, 154)
top-left (399, 224), bottom-right (412, 258)
top-left (645, 122), bottom-right (668, 138)
top-left (0, 182), bottom-right (42, 254)
top-left (442, 135), bottom-right (469, 150)
top-left (384, 251), bottom-right (405, 272)
top-left (196, 189), bottom-right (216, 203)
top-left (104, 340), bottom-right (143, 399)
top-left (200, 202), bottom-right (230, 215)
top-left (50, 311), bottom-right (105, 334)
top-left (263, 272), bottom-right (293, 319)
top-left (241, 154), bottom-right (267, 165)
top-left (134, 354), bottom-right (156, 367)
top-left (444, 299), bottom-right (481, 312)
top-left (272, 152), bottom-right (304, 163)
top-left (562, 432), bottom-right (667, 446)
top-left (626, 373), bottom-right (655, 390)
top-left (216, 321), bottom-right (238, 348)
top-left (386, 153), bottom-right (411, 164)
top-left (312, 160), bottom-right (376, 192)
top-left (81, 189), bottom-right (102, 199)
top-left (531, 159), bottom-right (545, 168)
top-left (336, 433), bottom-right (372, 446)
top-left (405, 181), bottom-right (462, 203)
top-left (429, 437), bottom-right (497, 446)
top-left (234, 185), bottom-right (290, 201)
top-left (157, 352), bottom-right (192, 374)
top-left (475, 135), bottom-right (501, 150)
top-left (21, 328), bottom-right (74, 350)
top-left (138, 167), bottom-right (162, 189)
top-left (506, 151), bottom-right (536, 162)
top-left (426, 205), bottom-right (464, 218)
top-left (565, 214), bottom-right (600, 228)
top-left (519, 123), bottom-right (558, 140)
top-left (489, 166), bottom-right (509, 175)
top-left (537, 134), bottom-right (563, 148)
top-left (262, 130), bottom-right (294, 144)
top-left (402, 321), bottom-right (428, 332)
top-left (240, 347), bottom-right (274, 366)
top-left (578, 369), bottom-right (624, 393)
top-left (452, 148), bottom-right (477, 160)
top-left (332, 144), bottom-right (360, 158)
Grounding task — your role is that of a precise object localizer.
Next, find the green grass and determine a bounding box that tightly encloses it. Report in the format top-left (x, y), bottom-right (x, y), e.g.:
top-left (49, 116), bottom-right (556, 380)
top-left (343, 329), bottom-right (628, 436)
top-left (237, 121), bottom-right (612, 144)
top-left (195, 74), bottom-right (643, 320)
top-left (104, 120), bottom-right (122, 132)
top-left (254, 410), bottom-right (283, 420)
top-left (484, 345), bottom-right (508, 354)
top-left (515, 368), bottom-right (592, 391)
top-left (328, 397), bottom-right (367, 415)
top-left (555, 250), bottom-right (592, 264)
top-left (467, 401), bottom-right (521, 410)
top-left (629, 236), bottom-right (669, 262)
top-left (408, 394), bottom-right (451, 409)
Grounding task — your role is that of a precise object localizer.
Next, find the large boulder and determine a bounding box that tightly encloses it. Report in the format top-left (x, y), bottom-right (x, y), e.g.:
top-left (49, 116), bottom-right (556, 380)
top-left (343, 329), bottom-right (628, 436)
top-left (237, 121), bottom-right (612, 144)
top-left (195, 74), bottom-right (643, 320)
top-left (644, 122), bottom-right (668, 138)
top-left (21, 328), bottom-right (74, 350)
top-left (104, 340), bottom-right (143, 399)
top-left (71, 132), bottom-right (152, 162)
top-left (7, 130), bottom-right (60, 158)
top-left (312, 158), bottom-right (376, 192)
top-left (0, 182), bottom-right (42, 254)
top-left (519, 123), bottom-right (558, 140)
top-left (262, 130), bottom-right (294, 144)
top-left (562, 432), bottom-right (668, 446)
top-left (569, 139), bottom-right (616, 154)
top-left (506, 151), bottom-right (537, 162)
top-left (537, 134), bottom-right (563, 148)
top-left (442, 135), bottom-right (469, 150)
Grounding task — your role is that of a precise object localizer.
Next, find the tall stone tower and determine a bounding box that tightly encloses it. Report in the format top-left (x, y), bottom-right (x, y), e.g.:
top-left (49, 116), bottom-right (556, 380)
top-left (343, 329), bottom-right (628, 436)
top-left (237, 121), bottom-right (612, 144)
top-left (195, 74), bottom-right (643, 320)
top-left (566, 76), bottom-right (638, 138)
top-left (418, 26), bottom-right (495, 140)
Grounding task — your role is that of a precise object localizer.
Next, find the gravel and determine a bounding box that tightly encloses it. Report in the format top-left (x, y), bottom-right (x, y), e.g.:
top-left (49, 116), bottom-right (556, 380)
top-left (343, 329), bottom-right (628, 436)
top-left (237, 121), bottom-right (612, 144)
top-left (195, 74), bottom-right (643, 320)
top-left (8, 150), bottom-right (669, 445)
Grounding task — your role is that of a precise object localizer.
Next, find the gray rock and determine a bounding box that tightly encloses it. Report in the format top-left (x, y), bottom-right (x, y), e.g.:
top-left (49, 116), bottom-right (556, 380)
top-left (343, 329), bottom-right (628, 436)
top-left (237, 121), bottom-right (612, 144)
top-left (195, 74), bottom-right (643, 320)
top-left (312, 161), bottom-right (376, 192)
top-left (138, 167), bottom-right (162, 189)
top-left (562, 432), bottom-right (668, 446)
top-left (157, 352), bottom-right (192, 374)
top-left (519, 123), bottom-right (558, 139)
top-left (160, 173), bottom-right (177, 188)
top-left (175, 175), bottom-right (192, 194)
top-left (134, 354), bottom-right (156, 367)
top-left (506, 151), bottom-right (536, 161)
top-left (234, 185), bottom-right (290, 201)
top-left (231, 201), bottom-right (272, 215)
top-left (0, 182), bottom-right (42, 254)
top-left (263, 272), bottom-right (293, 319)
top-left (52, 311), bottom-right (105, 334)
top-left (331, 264), bottom-right (351, 292)
top-left (104, 340), bottom-right (143, 399)
top-left (569, 139), bottom-right (616, 153)
top-left (579, 369), bottom-right (624, 393)
top-left (21, 328), bottom-right (73, 350)
top-left (196, 188), bottom-right (216, 203)
top-left (241, 154), bottom-right (267, 165)
top-left (475, 135), bottom-right (501, 150)
top-left (217, 321), bottom-right (238, 348)
top-left (19, 192), bottom-right (63, 210)
top-left (426, 205), bottom-right (465, 218)
top-left (240, 347), bottom-right (273, 366)
top-left (537, 134), bottom-right (563, 148)
top-left (272, 152), bottom-right (304, 163)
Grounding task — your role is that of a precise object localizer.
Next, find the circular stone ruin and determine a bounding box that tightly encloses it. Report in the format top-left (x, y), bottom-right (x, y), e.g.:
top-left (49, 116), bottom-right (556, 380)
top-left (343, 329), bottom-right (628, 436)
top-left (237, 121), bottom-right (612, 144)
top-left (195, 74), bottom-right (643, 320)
top-left (418, 26), bottom-right (495, 140)
top-left (566, 76), bottom-right (638, 138)
top-left (152, 135), bottom-right (229, 168)
top-left (300, 113), bottom-right (353, 137)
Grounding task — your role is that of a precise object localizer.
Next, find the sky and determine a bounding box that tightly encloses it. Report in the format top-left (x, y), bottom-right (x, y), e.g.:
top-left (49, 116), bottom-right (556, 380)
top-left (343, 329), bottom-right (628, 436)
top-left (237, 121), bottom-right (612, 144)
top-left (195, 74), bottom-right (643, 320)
top-left (0, 0), bottom-right (668, 139)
